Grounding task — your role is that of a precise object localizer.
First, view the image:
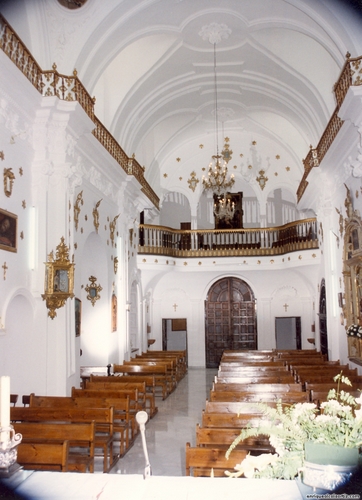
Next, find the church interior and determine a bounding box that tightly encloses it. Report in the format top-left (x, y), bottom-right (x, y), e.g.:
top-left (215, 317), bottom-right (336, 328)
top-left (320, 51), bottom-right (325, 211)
top-left (1, 0), bottom-right (362, 497)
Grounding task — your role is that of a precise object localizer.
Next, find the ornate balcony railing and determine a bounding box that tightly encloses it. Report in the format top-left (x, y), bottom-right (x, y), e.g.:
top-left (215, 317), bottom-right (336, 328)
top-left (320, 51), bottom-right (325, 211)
top-left (138, 218), bottom-right (319, 258)
top-left (298, 53), bottom-right (362, 202)
top-left (0, 14), bottom-right (159, 210)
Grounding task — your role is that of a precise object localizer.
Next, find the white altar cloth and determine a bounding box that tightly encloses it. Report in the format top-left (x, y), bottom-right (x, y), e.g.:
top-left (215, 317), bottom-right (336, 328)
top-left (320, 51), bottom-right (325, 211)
top-left (8, 471), bottom-right (303, 500)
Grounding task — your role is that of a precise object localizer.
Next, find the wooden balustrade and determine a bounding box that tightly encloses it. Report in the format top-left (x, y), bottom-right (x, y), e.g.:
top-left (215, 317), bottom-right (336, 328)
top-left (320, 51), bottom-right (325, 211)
top-left (138, 218), bottom-right (318, 257)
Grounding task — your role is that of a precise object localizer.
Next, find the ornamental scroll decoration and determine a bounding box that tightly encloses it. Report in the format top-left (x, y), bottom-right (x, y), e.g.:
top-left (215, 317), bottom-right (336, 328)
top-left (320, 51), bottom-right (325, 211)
top-left (41, 237), bottom-right (75, 319)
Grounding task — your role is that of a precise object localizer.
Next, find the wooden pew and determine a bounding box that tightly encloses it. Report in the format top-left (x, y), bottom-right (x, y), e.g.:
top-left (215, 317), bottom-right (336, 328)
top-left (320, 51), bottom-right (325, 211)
top-left (293, 365), bottom-right (356, 383)
top-left (209, 390), bottom-right (309, 403)
top-left (218, 365), bottom-right (289, 374)
top-left (17, 441), bottom-right (70, 472)
top-left (84, 380), bottom-right (157, 418)
top-left (80, 365), bottom-right (110, 388)
top-left (195, 423), bottom-right (273, 453)
top-left (309, 389), bottom-right (361, 406)
top-left (124, 359), bottom-right (177, 393)
top-left (113, 364), bottom-right (170, 399)
top-left (29, 394), bottom-right (133, 455)
top-left (185, 442), bottom-right (247, 477)
top-left (11, 406), bottom-right (116, 472)
top-left (212, 382), bottom-right (303, 392)
top-left (219, 361), bottom-right (285, 368)
top-left (138, 351), bottom-right (187, 380)
top-left (201, 411), bottom-right (267, 430)
top-left (215, 374), bottom-right (296, 384)
top-left (89, 374), bottom-right (158, 418)
top-left (205, 400), bottom-right (289, 414)
top-left (299, 373), bottom-right (362, 385)
top-left (13, 421), bottom-right (95, 472)
top-left (72, 386), bottom-right (143, 413)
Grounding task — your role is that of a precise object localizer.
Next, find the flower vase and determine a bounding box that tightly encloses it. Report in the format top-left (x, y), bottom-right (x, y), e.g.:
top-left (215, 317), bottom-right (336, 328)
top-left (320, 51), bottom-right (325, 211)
top-left (298, 442), bottom-right (359, 494)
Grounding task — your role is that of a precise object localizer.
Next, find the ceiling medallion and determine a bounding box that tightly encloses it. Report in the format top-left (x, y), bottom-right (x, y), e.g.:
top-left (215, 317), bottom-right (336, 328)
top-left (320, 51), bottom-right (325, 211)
top-left (57, 0), bottom-right (87, 9)
top-left (199, 23), bottom-right (232, 44)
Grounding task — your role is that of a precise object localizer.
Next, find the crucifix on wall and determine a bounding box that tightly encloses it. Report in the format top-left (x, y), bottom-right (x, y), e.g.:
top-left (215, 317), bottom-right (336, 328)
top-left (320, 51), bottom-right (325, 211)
top-left (173, 303), bottom-right (178, 311)
top-left (283, 303), bottom-right (289, 312)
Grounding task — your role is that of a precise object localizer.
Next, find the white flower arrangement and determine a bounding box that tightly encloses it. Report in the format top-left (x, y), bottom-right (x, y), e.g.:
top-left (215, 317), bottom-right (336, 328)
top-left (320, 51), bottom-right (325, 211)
top-left (346, 324), bottom-right (362, 337)
top-left (225, 373), bottom-right (362, 480)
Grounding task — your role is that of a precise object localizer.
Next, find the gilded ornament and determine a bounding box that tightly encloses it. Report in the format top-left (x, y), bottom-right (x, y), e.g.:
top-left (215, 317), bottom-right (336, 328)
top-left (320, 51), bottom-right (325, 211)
top-left (85, 276), bottom-right (102, 307)
top-left (110, 214), bottom-right (120, 246)
top-left (3, 168), bottom-right (15, 197)
top-left (74, 191), bottom-right (83, 231)
top-left (187, 171), bottom-right (199, 192)
top-left (0, 151), bottom-right (4, 161)
top-left (256, 170), bottom-right (268, 190)
top-left (93, 199), bottom-right (102, 233)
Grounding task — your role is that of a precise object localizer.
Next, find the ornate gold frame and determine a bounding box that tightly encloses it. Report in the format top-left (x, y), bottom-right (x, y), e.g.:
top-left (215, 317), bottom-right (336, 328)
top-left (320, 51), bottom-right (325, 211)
top-left (85, 276), bottom-right (102, 306)
top-left (41, 237), bottom-right (75, 319)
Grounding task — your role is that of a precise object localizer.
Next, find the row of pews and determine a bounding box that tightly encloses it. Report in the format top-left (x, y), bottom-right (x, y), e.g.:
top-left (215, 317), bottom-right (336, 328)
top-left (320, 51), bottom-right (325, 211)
top-left (186, 349), bottom-right (362, 477)
top-left (10, 350), bottom-right (187, 473)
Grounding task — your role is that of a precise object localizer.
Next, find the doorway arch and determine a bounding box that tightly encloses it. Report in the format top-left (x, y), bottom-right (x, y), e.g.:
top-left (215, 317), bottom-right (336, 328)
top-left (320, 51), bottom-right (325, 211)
top-left (205, 277), bottom-right (257, 367)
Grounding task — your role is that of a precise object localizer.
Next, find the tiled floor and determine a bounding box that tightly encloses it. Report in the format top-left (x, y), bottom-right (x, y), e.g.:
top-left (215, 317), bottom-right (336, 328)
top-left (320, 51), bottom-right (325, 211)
top-left (107, 367), bottom-right (217, 476)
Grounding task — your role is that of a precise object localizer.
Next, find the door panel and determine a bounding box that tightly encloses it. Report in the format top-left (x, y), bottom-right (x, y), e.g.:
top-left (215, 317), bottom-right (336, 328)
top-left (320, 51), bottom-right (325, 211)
top-left (205, 278), bottom-right (256, 368)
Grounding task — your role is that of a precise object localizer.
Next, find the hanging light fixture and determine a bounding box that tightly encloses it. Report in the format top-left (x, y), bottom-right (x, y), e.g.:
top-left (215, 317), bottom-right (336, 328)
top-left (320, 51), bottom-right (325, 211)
top-left (202, 42), bottom-right (235, 196)
top-left (202, 42), bottom-right (235, 219)
top-left (213, 196), bottom-right (235, 222)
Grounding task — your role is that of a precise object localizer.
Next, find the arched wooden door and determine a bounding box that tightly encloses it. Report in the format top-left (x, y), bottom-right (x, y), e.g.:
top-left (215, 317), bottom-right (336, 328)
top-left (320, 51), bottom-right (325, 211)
top-left (205, 277), bottom-right (257, 368)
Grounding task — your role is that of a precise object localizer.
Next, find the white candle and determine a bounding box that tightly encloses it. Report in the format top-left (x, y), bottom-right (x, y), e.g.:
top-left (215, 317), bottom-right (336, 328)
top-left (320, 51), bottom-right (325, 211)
top-left (0, 376), bottom-right (10, 428)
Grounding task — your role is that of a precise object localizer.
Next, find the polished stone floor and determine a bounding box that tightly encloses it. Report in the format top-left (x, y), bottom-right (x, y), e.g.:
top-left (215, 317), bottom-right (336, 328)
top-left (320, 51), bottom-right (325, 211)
top-left (106, 367), bottom-right (217, 476)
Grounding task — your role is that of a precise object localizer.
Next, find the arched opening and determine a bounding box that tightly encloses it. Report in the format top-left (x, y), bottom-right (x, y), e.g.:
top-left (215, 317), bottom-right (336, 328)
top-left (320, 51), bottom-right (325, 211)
top-left (205, 277), bottom-right (257, 367)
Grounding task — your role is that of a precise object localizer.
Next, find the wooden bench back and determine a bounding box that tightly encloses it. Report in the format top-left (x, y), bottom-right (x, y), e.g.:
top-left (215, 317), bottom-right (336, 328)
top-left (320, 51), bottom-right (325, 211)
top-left (219, 361), bottom-right (285, 368)
top-left (113, 364), bottom-right (167, 375)
top-left (215, 375), bottom-right (296, 384)
top-left (218, 365), bottom-right (289, 373)
top-left (185, 442), bottom-right (247, 477)
top-left (209, 390), bottom-right (309, 403)
top-left (195, 424), bottom-right (272, 452)
top-left (90, 374), bottom-right (156, 391)
top-left (11, 406), bottom-right (114, 429)
top-left (201, 411), bottom-right (265, 429)
top-left (17, 441), bottom-right (70, 472)
top-left (212, 382), bottom-right (303, 392)
top-left (13, 421), bottom-right (95, 473)
top-left (71, 387), bottom-right (140, 406)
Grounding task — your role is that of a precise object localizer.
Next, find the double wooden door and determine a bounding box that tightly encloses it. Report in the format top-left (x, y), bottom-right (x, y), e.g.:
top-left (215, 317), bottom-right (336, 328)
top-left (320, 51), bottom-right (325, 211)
top-left (205, 277), bottom-right (257, 368)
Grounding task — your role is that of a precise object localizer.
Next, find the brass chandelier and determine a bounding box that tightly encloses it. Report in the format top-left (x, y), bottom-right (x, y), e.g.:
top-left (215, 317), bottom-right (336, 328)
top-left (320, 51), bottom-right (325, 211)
top-left (202, 42), bottom-right (235, 197)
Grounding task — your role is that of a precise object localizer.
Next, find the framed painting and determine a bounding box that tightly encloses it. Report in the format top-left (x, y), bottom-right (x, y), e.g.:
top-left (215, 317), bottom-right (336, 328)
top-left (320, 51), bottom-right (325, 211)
top-left (75, 298), bottom-right (81, 337)
top-left (0, 208), bottom-right (17, 252)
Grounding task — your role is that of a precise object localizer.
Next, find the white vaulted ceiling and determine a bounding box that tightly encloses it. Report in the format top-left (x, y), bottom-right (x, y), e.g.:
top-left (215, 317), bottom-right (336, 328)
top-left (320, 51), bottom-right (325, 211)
top-left (2, 0), bottom-right (362, 206)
